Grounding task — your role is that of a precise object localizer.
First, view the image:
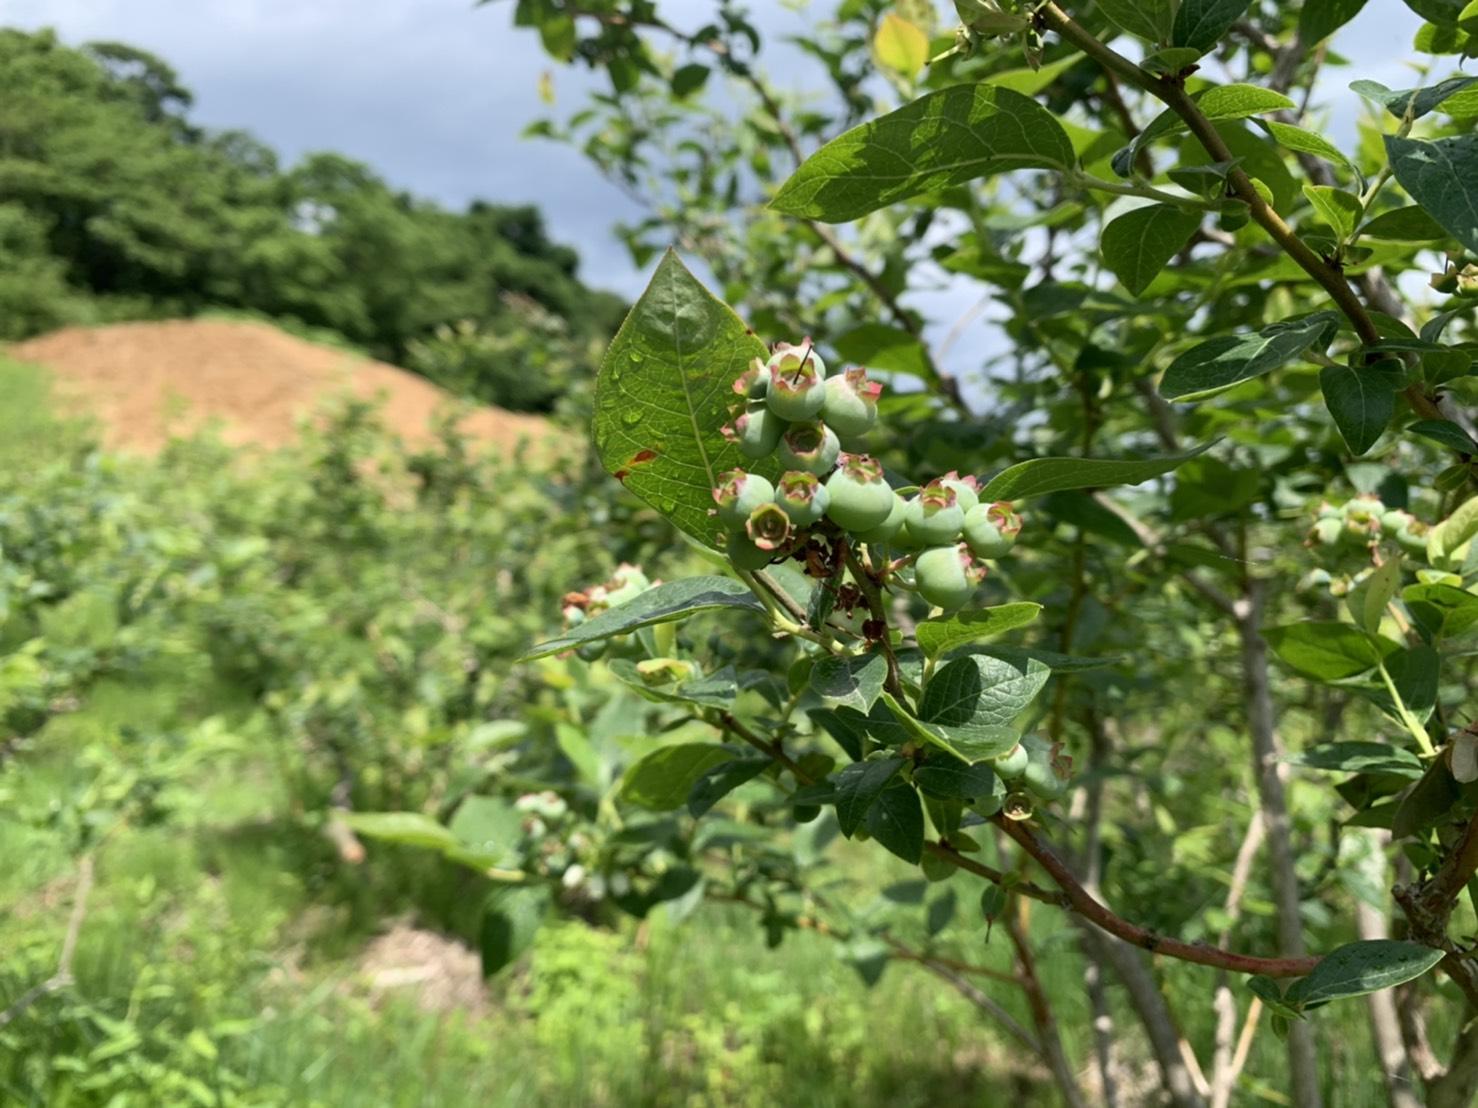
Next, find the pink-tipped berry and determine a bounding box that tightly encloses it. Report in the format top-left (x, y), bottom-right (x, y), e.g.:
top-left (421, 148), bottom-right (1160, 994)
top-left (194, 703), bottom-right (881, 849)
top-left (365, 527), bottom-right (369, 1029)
top-left (904, 480), bottom-right (965, 546)
top-left (913, 543), bottom-right (986, 611)
top-left (856, 491), bottom-right (908, 545)
top-left (713, 469), bottom-right (775, 530)
top-left (823, 453), bottom-right (895, 532)
top-left (777, 470), bottom-right (831, 527)
top-left (745, 501), bottom-right (793, 552)
top-left (962, 501), bottom-right (1021, 559)
top-left (725, 404), bottom-right (787, 460)
top-left (777, 421), bottom-right (841, 475)
top-left (938, 471), bottom-right (981, 514)
top-left (764, 341), bottom-right (827, 421)
top-left (820, 366), bottom-right (881, 439)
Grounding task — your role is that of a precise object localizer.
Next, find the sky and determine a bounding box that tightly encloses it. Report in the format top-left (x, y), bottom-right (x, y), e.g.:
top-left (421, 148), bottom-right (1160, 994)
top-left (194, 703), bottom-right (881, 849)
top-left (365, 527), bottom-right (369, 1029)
top-left (3, 0), bottom-right (1428, 354)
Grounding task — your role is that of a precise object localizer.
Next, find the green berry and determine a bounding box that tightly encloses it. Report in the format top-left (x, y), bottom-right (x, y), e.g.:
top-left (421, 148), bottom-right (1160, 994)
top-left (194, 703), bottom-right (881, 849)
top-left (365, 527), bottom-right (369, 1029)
top-left (856, 491), bottom-right (908, 545)
top-left (1020, 735), bottom-right (1070, 800)
top-left (776, 470), bottom-right (830, 527)
top-left (1310, 516), bottom-right (1342, 547)
top-left (575, 640), bottom-right (608, 662)
top-left (745, 502), bottom-right (793, 552)
top-left (962, 502), bottom-right (1022, 559)
top-left (992, 743), bottom-right (1028, 780)
top-left (777, 422), bottom-right (841, 475)
top-left (938, 471), bottom-right (980, 514)
top-left (1381, 508), bottom-right (1413, 537)
top-left (823, 453), bottom-right (894, 532)
top-left (713, 469), bottom-right (775, 530)
top-left (764, 341), bottom-right (827, 421)
top-left (904, 480), bottom-right (965, 546)
top-left (819, 366), bottom-right (881, 439)
top-left (727, 531), bottom-right (775, 571)
top-left (913, 544), bottom-right (986, 611)
top-left (1397, 522), bottom-right (1429, 556)
top-left (728, 405), bottom-right (787, 460)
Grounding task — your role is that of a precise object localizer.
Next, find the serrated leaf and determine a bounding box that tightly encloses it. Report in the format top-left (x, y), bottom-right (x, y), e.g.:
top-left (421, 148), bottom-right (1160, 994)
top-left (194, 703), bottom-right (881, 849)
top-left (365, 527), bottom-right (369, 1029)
top-left (1320, 361), bottom-right (1399, 455)
top-left (1173, 0), bottom-right (1254, 52)
top-left (810, 651), bottom-right (889, 712)
top-left (915, 602), bottom-right (1043, 659)
top-left (520, 577), bottom-right (764, 661)
top-left (1385, 134), bottom-right (1478, 254)
top-left (874, 12), bottom-right (929, 77)
top-left (1287, 940), bottom-right (1444, 1007)
top-left (1265, 622), bottom-right (1384, 680)
top-left (770, 84), bottom-right (1075, 223)
top-left (979, 443), bottom-right (1212, 500)
top-left (1161, 312), bottom-right (1341, 399)
top-left (866, 782), bottom-right (925, 863)
top-left (1100, 203), bottom-right (1203, 295)
top-left (834, 756), bottom-right (905, 836)
top-left (621, 745), bottom-right (737, 811)
top-left (593, 250), bottom-right (773, 545)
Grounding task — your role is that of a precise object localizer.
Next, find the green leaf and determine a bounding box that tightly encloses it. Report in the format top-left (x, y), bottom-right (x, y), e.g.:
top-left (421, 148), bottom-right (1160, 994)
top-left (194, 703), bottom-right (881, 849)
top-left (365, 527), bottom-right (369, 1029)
top-left (917, 654), bottom-right (1049, 760)
top-left (770, 84), bottom-right (1075, 223)
top-left (1113, 85), bottom-right (1295, 176)
top-left (1260, 120), bottom-right (1360, 178)
top-left (448, 796), bottom-right (522, 865)
top-left (1409, 419), bottom-right (1478, 453)
top-left (1094, 0), bottom-right (1176, 42)
top-left (621, 744), bottom-right (738, 811)
top-left (1385, 134), bottom-right (1478, 254)
top-left (1381, 644), bottom-right (1440, 723)
top-left (592, 250), bottom-right (772, 545)
top-left (1173, 0), bottom-right (1254, 52)
top-left (810, 651), bottom-right (889, 712)
top-left (1286, 742), bottom-right (1424, 777)
top-left (926, 888), bottom-right (957, 936)
top-left (834, 756), bottom-right (906, 836)
top-left (1361, 206), bottom-right (1450, 241)
top-left (1403, 583), bottom-right (1478, 638)
top-left (1429, 496), bottom-right (1478, 558)
top-left (1265, 622), bottom-right (1384, 680)
top-left (1353, 75), bottom-right (1478, 119)
top-left (834, 323), bottom-right (932, 381)
top-left (915, 602), bottom-right (1043, 659)
top-left (979, 443), bottom-right (1213, 500)
top-left (1160, 312), bottom-right (1340, 399)
top-left (608, 658), bottom-right (738, 709)
top-left (1299, 0), bottom-right (1370, 43)
top-left (1348, 556), bottom-right (1403, 632)
top-left (879, 690), bottom-right (994, 763)
top-left (480, 886), bottom-right (549, 976)
top-left (671, 63), bottom-right (711, 98)
top-left (519, 577), bottom-right (764, 661)
top-left (973, 645), bottom-right (1119, 672)
top-left (913, 755), bottom-right (1000, 800)
top-left (1303, 185), bottom-right (1363, 240)
top-left (1100, 203), bottom-right (1203, 295)
top-left (687, 756), bottom-right (771, 818)
top-left (1286, 940), bottom-right (1444, 1008)
top-left (1320, 361), bottom-right (1399, 455)
top-left (866, 782), bottom-right (925, 863)
top-left (343, 811), bottom-right (459, 853)
top-left (874, 12), bottom-right (929, 77)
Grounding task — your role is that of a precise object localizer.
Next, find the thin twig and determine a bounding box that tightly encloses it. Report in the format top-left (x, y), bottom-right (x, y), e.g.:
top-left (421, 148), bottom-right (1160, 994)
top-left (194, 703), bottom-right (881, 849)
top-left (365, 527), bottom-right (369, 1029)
top-left (0, 854), bottom-right (94, 1028)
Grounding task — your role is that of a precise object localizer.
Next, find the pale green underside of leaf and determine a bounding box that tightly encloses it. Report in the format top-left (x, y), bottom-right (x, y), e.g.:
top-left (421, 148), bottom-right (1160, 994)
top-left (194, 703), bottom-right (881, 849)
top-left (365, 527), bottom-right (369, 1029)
top-left (1287, 940), bottom-right (1444, 1007)
top-left (519, 577), bottom-right (764, 661)
top-left (593, 250), bottom-right (774, 546)
top-left (979, 442), bottom-right (1212, 501)
top-left (770, 84), bottom-right (1075, 223)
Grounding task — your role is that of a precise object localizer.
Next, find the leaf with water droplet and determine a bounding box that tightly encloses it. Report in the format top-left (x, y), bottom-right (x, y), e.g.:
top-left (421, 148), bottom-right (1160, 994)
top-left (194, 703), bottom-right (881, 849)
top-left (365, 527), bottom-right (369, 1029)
top-left (594, 250), bottom-right (774, 545)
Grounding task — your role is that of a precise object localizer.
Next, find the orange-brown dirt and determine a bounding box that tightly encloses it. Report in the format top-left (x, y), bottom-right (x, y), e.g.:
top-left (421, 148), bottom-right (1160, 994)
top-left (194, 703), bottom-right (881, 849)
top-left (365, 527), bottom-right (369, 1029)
top-left (9, 319), bottom-right (562, 455)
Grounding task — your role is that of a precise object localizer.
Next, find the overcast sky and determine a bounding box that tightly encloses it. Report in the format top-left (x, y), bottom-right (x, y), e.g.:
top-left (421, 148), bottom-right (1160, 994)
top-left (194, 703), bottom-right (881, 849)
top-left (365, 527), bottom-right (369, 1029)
top-left (6, 0), bottom-right (1428, 301)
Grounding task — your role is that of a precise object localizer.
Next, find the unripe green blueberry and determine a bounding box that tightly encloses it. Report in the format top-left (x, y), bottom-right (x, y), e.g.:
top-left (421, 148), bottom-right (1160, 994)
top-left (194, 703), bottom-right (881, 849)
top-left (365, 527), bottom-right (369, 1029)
top-left (1310, 516), bottom-right (1342, 547)
top-left (856, 491), bottom-right (908, 545)
top-left (1020, 735), bottom-right (1071, 800)
top-left (1316, 501), bottom-right (1341, 521)
top-left (733, 356), bottom-right (770, 401)
top-left (727, 531), bottom-right (775, 571)
top-left (913, 544), bottom-right (987, 611)
top-left (819, 366), bottom-right (881, 439)
top-left (962, 502), bottom-right (1022, 559)
top-left (992, 742), bottom-right (1028, 780)
top-left (1345, 493), bottom-right (1382, 525)
top-left (776, 470), bottom-right (830, 527)
top-left (1381, 508), bottom-right (1413, 537)
top-left (1341, 514), bottom-right (1378, 548)
top-left (904, 480), bottom-right (965, 546)
top-left (727, 404), bottom-right (787, 460)
top-left (745, 501), bottom-right (794, 552)
top-left (938, 471), bottom-right (980, 514)
top-left (823, 453), bottom-right (895, 532)
top-left (777, 422), bottom-right (841, 475)
top-left (1397, 522), bottom-right (1429, 556)
top-left (712, 469), bottom-right (775, 530)
top-left (764, 341), bottom-right (827, 421)
top-left (575, 640), bottom-right (608, 662)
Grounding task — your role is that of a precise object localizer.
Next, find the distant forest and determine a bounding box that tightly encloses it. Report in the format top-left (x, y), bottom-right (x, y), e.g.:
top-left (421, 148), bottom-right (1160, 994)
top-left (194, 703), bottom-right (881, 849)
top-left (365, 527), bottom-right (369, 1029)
top-left (0, 28), bottom-right (625, 410)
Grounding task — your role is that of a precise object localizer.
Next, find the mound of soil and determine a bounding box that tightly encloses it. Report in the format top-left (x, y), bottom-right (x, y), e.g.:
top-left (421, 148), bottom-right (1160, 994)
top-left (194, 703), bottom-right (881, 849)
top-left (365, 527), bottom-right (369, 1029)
top-left (10, 319), bottom-right (560, 455)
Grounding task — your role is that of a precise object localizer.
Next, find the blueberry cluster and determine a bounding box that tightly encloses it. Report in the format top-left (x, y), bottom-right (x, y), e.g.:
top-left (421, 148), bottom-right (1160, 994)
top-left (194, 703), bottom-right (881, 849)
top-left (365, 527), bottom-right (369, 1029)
top-left (1307, 493), bottom-right (1427, 556)
top-left (713, 342), bottom-right (1022, 612)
